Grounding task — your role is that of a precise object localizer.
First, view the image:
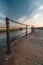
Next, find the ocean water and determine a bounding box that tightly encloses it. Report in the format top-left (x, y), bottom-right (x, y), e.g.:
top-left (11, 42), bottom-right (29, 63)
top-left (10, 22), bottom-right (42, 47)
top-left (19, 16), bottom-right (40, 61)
top-left (0, 28), bottom-right (31, 51)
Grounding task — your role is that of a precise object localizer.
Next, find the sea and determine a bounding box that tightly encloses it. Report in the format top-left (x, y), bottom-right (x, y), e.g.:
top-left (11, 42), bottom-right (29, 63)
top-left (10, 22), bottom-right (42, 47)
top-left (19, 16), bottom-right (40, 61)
top-left (0, 28), bottom-right (31, 51)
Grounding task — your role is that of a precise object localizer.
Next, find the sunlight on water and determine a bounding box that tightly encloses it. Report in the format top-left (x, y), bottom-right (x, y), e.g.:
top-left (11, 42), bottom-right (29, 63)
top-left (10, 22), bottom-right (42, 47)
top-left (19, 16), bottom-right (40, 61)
top-left (0, 28), bottom-right (31, 51)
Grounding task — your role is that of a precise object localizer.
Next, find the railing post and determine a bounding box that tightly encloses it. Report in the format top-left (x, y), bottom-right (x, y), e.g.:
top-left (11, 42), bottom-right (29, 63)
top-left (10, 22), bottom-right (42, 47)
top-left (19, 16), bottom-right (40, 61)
top-left (26, 25), bottom-right (28, 36)
top-left (31, 26), bottom-right (34, 33)
top-left (6, 17), bottom-right (10, 54)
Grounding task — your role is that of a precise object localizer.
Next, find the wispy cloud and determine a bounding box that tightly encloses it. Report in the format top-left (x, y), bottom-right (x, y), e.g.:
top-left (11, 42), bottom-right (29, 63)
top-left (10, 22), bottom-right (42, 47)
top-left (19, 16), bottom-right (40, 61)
top-left (38, 5), bottom-right (43, 11)
top-left (0, 20), bottom-right (6, 27)
top-left (0, 12), bottom-right (6, 27)
top-left (17, 13), bottom-right (43, 27)
top-left (18, 16), bottom-right (27, 22)
top-left (0, 12), bottom-right (6, 18)
top-left (0, 20), bottom-right (5, 24)
top-left (32, 14), bottom-right (41, 20)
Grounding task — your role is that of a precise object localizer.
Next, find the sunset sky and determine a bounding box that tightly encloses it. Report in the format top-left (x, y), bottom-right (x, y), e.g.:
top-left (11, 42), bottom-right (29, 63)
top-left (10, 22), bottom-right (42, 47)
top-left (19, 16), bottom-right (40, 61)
top-left (0, 0), bottom-right (43, 27)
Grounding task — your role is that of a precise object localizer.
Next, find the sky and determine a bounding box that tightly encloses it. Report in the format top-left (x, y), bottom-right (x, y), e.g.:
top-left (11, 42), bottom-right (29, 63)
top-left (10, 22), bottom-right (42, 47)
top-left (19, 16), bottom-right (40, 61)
top-left (0, 0), bottom-right (43, 27)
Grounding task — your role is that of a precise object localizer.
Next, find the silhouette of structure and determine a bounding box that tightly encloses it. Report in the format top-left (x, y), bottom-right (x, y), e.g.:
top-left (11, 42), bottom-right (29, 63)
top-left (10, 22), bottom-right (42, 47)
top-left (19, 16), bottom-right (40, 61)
top-left (31, 26), bottom-right (34, 33)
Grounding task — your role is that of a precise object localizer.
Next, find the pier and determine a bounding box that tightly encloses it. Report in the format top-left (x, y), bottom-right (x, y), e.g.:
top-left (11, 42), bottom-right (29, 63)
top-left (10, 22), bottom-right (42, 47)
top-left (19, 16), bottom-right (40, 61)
top-left (0, 17), bottom-right (43, 65)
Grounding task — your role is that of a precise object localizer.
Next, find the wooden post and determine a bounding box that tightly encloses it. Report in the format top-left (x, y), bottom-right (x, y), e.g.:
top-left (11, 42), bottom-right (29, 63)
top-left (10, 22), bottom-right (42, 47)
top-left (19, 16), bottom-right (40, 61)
top-left (6, 17), bottom-right (10, 53)
top-left (31, 26), bottom-right (34, 33)
top-left (26, 25), bottom-right (28, 36)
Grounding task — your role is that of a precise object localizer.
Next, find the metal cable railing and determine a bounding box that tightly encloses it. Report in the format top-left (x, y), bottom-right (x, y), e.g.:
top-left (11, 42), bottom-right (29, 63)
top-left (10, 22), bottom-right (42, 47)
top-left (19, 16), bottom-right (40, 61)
top-left (10, 19), bottom-right (27, 25)
top-left (6, 17), bottom-right (28, 54)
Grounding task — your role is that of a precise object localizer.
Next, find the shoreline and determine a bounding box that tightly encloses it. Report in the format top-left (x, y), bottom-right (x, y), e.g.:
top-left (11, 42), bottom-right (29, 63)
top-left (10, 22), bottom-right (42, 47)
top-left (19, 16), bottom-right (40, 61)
top-left (0, 28), bottom-right (25, 33)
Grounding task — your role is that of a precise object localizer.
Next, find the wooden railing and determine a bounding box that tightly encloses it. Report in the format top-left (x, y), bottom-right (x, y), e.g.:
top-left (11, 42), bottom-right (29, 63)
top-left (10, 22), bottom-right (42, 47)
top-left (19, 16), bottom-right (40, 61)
top-left (6, 17), bottom-right (28, 54)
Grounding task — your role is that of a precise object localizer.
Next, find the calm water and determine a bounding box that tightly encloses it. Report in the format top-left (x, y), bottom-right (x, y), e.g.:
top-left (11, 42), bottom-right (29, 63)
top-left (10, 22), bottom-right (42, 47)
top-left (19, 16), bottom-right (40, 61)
top-left (0, 28), bottom-right (31, 51)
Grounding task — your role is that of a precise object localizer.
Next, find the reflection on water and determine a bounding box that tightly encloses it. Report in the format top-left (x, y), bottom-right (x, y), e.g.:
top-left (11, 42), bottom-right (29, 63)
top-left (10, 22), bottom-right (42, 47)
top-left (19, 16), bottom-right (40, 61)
top-left (0, 28), bottom-right (31, 51)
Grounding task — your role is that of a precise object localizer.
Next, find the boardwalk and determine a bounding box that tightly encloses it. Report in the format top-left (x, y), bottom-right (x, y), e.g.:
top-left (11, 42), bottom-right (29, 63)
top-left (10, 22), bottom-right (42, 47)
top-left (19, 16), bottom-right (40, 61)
top-left (1, 31), bottom-right (43, 65)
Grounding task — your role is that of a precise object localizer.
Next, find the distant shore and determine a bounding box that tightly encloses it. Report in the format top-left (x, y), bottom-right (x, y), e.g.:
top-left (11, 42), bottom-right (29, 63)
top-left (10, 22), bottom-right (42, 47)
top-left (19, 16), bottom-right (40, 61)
top-left (0, 27), bottom-right (25, 33)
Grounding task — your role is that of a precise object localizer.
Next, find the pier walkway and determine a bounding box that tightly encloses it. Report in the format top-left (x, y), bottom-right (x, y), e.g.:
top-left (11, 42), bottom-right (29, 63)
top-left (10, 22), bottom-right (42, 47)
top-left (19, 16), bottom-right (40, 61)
top-left (12, 32), bottom-right (43, 65)
top-left (1, 31), bottom-right (43, 65)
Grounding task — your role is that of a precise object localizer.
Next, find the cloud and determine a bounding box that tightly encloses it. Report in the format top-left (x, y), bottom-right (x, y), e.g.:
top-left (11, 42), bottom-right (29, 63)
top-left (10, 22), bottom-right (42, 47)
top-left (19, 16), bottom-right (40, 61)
top-left (0, 12), bottom-right (6, 18)
top-left (0, 20), bottom-right (5, 24)
top-left (38, 5), bottom-right (43, 11)
top-left (0, 20), bottom-right (17, 27)
top-left (18, 16), bottom-right (27, 22)
top-left (0, 12), bottom-right (6, 27)
top-left (32, 14), bottom-right (41, 20)
top-left (31, 5), bottom-right (43, 21)
top-left (28, 2), bottom-right (43, 21)
top-left (32, 13), bottom-right (42, 20)
top-left (17, 16), bottom-right (33, 26)
top-left (0, 20), bottom-right (6, 27)
top-left (17, 14), bottom-right (43, 27)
